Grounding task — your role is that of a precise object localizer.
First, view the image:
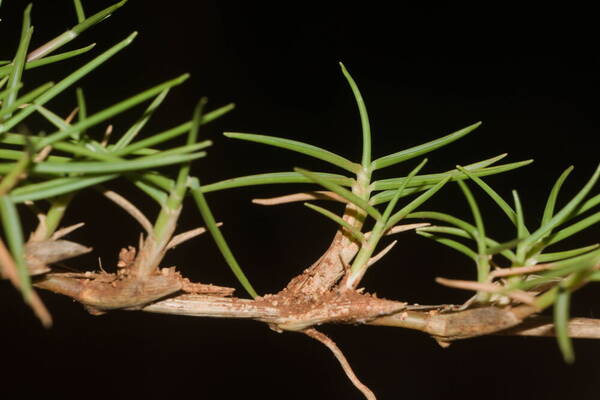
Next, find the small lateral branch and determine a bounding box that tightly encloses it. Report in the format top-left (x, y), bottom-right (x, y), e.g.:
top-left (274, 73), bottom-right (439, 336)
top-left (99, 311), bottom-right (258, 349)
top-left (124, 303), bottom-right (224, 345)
top-left (304, 328), bottom-right (376, 400)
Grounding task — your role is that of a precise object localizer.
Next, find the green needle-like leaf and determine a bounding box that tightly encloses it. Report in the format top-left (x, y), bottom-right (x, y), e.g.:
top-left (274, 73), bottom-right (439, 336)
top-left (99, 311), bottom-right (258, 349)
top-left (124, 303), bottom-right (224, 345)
top-left (172, 98), bottom-right (206, 205)
top-left (456, 165), bottom-right (519, 227)
top-left (385, 176), bottom-right (451, 230)
top-left (295, 168), bottom-right (382, 221)
top-left (0, 82), bottom-right (54, 120)
top-left (416, 230), bottom-right (477, 260)
top-left (304, 202), bottom-right (364, 243)
top-left (224, 132), bottom-right (359, 173)
top-left (34, 104), bottom-right (71, 131)
top-left (31, 150), bottom-right (205, 174)
top-left (457, 180), bottom-right (486, 248)
top-left (1, 5), bottom-right (32, 117)
top-left (554, 287), bottom-right (575, 363)
top-left (0, 44), bottom-right (97, 77)
top-left (75, 87), bottom-right (87, 138)
top-left (112, 89), bottom-right (170, 150)
top-left (199, 171), bottom-right (353, 193)
top-left (128, 176), bottom-right (168, 204)
top-left (73, 0), bottom-right (86, 22)
top-left (523, 163), bottom-right (600, 252)
top-left (408, 214), bottom-right (517, 262)
top-left (516, 248), bottom-right (600, 291)
top-left (0, 148), bottom-right (68, 163)
top-left (339, 62), bottom-right (371, 168)
top-left (512, 190), bottom-right (527, 240)
top-left (0, 82), bottom-right (23, 102)
top-left (546, 211), bottom-right (600, 246)
top-left (371, 121), bottom-right (481, 170)
top-left (457, 178), bottom-right (491, 281)
top-left (381, 159), bottom-right (428, 224)
top-left (577, 193), bottom-right (600, 216)
top-left (189, 178), bottom-right (258, 299)
top-left (26, 0), bottom-right (127, 62)
top-left (113, 103), bottom-right (234, 156)
top-left (0, 32), bottom-right (138, 133)
top-left (0, 195), bottom-right (32, 298)
top-left (36, 73), bottom-right (189, 149)
top-left (538, 244), bottom-right (600, 263)
top-left (10, 174), bottom-right (118, 203)
top-left (371, 158), bottom-right (532, 192)
top-left (485, 238), bottom-right (522, 256)
top-left (542, 166), bottom-right (574, 226)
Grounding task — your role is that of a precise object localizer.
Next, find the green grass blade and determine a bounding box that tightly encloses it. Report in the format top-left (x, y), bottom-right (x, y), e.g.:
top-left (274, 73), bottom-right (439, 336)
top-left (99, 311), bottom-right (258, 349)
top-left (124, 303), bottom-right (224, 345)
top-left (112, 89), bottom-right (170, 150)
top-left (371, 122), bottom-right (481, 170)
top-left (456, 165), bottom-right (518, 227)
top-left (189, 178), bottom-right (258, 299)
top-left (199, 171), bottom-right (353, 193)
top-left (339, 62), bottom-right (371, 168)
top-left (224, 132), bottom-right (359, 173)
top-left (542, 166), bottom-right (574, 226)
top-left (295, 168), bottom-right (382, 221)
top-left (554, 287), bottom-right (574, 363)
top-left (0, 32), bottom-right (138, 134)
top-left (385, 176), bottom-right (451, 230)
top-left (1, 5), bottom-right (32, 116)
top-left (523, 163), bottom-right (600, 251)
top-left (538, 244), bottom-right (600, 263)
top-left (416, 230), bottom-right (477, 260)
top-left (304, 202), bottom-right (364, 243)
top-left (10, 174), bottom-right (117, 203)
top-left (0, 195), bottom-right (32, 298)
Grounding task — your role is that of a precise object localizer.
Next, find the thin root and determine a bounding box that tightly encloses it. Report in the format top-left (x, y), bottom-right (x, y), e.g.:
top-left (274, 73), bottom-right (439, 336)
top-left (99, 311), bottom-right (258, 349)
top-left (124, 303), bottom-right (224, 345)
top-left (100, 188), bottom-right (153, 235)
top-left (367, 240), bottom-right (397, 267)
top-left (253, 191), bottom-right (346, 205)
top-left (0, 238), bottom-right (52, 327)
top-left (304, 328), bottom-right (376, 400)
top-left (435, 277), bottom-right (536, 305)
top-left (51, 222), bottom-right (85, 240)
top-left (166, 223), bottom-right (222, 250)
top-left (490, 263), bottom-right (555, 278)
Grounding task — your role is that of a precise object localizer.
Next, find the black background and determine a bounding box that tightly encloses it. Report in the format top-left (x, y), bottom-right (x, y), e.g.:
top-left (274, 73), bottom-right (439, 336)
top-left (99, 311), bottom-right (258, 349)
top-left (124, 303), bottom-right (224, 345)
top-left (1, 1), bottom-right (599, 399)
